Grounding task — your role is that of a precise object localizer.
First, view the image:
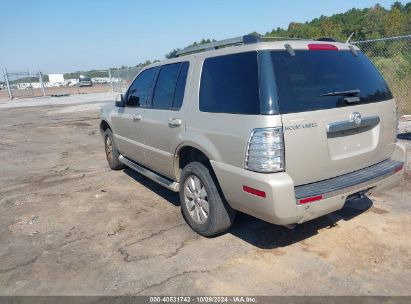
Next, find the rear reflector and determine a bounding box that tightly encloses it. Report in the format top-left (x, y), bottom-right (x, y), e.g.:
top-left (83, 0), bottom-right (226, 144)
top-left (394, 165), bottom-right (404, 173)
top-left (243, 185), bottom-right (266, 198)
top-left (308, 43), bottom-right (338, 51)
top-left (299, 195), bottom-right (323, 204)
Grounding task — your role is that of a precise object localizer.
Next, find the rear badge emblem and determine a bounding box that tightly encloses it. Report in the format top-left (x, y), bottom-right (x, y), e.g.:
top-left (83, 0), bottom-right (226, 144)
top-left (284, 122), bottom-right (318, 131)
top-left (350, 112), bottom-right (362, 126)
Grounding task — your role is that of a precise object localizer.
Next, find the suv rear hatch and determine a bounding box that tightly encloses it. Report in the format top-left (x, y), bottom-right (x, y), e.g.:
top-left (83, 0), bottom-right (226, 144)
top-left (269, 45), bottom-right (397, 186)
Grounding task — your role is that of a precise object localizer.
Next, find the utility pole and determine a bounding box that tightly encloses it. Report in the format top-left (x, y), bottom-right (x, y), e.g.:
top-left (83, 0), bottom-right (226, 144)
top-left (108, 69), bottom-right (114, 92)
top-left (38, 70), bottom-right (46, 97)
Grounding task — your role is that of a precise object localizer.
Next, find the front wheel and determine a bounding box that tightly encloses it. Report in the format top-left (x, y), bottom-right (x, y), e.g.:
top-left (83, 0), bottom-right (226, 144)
top-left (180, 162), bottom-right (235, 236)
top-left (104, 129), bottom-right (125, 170)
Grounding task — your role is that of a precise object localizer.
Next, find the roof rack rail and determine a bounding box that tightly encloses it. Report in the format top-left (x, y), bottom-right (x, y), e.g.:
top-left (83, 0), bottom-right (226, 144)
top-left (175, 34), bottom-right (261, 57)
top-left (174, 34), bottom-right (309, 57)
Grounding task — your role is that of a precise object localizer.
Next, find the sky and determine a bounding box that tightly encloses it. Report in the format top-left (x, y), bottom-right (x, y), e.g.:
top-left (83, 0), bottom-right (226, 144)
top-left (0, 0), bottom-right (400, 73)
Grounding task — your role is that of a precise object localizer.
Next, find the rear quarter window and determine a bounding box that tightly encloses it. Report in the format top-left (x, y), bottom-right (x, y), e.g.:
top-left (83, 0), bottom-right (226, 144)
top-left (200, 52), bottom-right (260, 114)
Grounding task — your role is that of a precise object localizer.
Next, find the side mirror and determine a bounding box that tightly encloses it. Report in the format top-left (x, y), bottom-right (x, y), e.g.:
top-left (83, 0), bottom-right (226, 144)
top-left (115, 93), bottom-right (125, 107)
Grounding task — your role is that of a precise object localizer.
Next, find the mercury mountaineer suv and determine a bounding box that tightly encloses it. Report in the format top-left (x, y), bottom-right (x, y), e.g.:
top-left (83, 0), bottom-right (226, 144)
top-left (100, 35), bottom-right (406, 236)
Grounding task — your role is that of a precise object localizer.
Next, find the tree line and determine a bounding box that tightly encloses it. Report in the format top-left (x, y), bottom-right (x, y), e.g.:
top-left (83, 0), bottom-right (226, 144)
top-left (167, 2), bottom-right (410, 57)
top-left (266, 1), bottom-right (410, 42)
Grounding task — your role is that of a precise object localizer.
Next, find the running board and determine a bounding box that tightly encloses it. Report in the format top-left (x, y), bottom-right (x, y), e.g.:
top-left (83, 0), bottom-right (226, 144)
top-left (118, 155), bottom-right (179, 192)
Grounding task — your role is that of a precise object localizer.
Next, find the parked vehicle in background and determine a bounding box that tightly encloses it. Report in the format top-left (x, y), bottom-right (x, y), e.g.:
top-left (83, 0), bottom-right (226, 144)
top-left (78, 75), bottom-right (93, 87)
top-left (100, 35), bottom-right (406, 236)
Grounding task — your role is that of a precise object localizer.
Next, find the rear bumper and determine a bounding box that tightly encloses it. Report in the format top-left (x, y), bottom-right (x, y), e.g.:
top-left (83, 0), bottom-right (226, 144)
top-left (211, 143), bottom-right (406, 225)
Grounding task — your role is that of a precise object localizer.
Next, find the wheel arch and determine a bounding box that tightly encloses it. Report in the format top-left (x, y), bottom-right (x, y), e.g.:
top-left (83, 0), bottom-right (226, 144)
top-left (99, 120), bottom-right (112, 136)
top-left (174, 142), bottom-right (220, 182)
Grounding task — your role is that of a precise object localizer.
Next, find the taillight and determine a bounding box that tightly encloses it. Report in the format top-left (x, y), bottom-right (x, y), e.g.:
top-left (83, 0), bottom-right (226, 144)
top-left (245, 127), bottom-right (284, 173)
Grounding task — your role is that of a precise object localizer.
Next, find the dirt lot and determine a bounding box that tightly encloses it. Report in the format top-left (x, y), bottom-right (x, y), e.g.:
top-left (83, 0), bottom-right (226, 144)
top-left (0, 94), bottom-right (410, 296)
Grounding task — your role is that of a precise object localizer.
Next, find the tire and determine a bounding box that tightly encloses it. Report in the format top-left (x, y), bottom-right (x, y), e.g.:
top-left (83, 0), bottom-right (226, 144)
top-left (180, 162), bottom-right (236, 236)
top-left (104, 129), bottom-right (125, 170)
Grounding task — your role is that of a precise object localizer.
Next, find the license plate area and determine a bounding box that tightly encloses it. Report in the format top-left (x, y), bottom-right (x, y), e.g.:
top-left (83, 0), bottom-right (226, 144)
top-left (327, 126), bottom-right (378, 160)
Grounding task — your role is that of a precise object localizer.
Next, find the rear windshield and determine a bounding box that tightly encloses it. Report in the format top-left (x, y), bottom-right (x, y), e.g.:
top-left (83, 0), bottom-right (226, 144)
top-left (270, 50), bottom-right (393, 114)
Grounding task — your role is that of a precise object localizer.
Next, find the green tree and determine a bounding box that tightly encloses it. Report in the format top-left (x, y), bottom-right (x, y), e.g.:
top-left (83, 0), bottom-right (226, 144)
top-left (319, 19), bottom-right (343, 40)
top-left (362, 4), bottom-right (387, 39)
top-left (385, 6), bottom-right (408, 36)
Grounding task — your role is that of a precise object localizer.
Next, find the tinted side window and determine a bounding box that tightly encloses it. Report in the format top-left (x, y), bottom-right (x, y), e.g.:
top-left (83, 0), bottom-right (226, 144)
top-left (200, 52), bottom-right (260, 114)
top-left (127, 68), bottom-right (157, 107)
top-left (152, 63), bottom-right (181, 110)
top-left (172, 62), bottom-right (189, 110)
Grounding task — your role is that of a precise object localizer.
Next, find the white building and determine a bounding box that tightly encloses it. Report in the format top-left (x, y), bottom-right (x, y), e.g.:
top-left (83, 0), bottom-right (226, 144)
top-left (48, 74), bottom-right (65, 86)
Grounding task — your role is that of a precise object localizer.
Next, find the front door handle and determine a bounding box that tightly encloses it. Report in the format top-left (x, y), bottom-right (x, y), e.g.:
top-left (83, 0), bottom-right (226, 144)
top-left (132, 114), bottom-right (142, 121)
top-left (168, 118), bottom-right (182, 127)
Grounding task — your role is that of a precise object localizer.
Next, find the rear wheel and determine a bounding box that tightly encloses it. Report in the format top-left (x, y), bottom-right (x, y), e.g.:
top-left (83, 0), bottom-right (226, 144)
top-left (180, 162), bottom-right (235, 236)
top-left (104, 129), bottom-right (125, 170)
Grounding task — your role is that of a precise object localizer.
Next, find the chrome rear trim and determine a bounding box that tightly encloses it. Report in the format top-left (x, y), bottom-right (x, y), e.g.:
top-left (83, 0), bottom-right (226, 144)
top-left (327, 115), bottom-right (380, 133)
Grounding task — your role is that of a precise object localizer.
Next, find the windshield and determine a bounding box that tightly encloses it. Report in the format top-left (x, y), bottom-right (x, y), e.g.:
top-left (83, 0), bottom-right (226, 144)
top-left (269, 50), bottom-right (392, 114)
top-left (80, 76), bottom-right (91, 81)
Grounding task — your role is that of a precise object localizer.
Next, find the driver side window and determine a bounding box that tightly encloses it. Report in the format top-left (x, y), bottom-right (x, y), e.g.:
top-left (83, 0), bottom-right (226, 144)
top-left (126, 67), bottom-right (157, 107)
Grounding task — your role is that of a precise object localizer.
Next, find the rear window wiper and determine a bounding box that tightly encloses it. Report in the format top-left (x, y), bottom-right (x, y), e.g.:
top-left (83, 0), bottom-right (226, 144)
top-left (319, 89), bottom-right (360, 97)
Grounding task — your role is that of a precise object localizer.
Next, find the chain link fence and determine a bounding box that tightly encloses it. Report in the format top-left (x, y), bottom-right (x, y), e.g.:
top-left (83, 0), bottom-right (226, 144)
top-left (0, 67), bottom-right (143, 100)
top-left (1, 69), bottom-right (46, 99)
top-left (110, 67), bottom-right (142, 93)
top-left (1, 69), bottom-right (113, 100)
top-left (353, 35), bottom-right (411, 115)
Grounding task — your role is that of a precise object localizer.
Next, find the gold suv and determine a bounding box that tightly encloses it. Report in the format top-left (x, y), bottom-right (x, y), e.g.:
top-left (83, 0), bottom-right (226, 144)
top-left (100, 35), bottom-right (406, 236)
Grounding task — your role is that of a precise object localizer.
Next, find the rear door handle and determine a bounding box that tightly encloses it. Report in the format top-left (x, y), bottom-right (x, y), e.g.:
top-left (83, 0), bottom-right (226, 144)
top-left (168, 118), bottom-right (182, 127)
top-left (132, 114), bottom-right (142, 121)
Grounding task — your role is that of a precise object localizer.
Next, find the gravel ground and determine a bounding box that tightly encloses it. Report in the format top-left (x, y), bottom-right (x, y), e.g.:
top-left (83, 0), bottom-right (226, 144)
top-left (0, 94), bottom-right (410, 296)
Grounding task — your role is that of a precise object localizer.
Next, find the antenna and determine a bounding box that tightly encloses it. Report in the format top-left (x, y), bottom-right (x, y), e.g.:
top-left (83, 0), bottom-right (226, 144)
top-left (345, 32), bottom-right (355, 44)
